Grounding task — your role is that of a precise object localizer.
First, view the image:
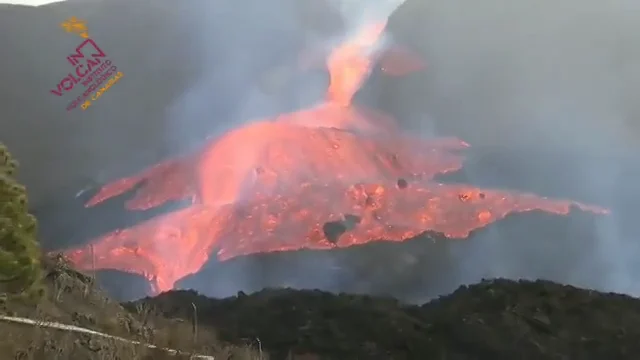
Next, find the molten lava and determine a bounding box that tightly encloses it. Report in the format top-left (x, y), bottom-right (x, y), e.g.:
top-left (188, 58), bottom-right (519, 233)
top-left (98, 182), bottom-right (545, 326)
top-left (61, 21), bottom-right (608, 293)
top-left (326, 22), bottom-right (386, 106)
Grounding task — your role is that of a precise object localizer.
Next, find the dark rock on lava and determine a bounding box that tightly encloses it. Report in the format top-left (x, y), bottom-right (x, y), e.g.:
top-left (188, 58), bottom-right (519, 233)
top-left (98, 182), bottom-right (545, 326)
top-left (322, 221), bottom-right (347, 245)
top-left (322, 214), bottom-right (362, 244)
top-left (128, 278), bottom-right (640, 359)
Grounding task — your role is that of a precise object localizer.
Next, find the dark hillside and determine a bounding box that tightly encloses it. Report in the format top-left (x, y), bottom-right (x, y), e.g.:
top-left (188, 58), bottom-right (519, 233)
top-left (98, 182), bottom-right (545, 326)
top-left (132, 279), bottom-right (640, 359)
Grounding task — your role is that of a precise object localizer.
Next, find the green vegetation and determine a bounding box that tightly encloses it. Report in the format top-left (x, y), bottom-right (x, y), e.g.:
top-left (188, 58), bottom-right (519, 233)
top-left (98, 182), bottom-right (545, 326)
top-left (0, 143), bottom-right (42, 295)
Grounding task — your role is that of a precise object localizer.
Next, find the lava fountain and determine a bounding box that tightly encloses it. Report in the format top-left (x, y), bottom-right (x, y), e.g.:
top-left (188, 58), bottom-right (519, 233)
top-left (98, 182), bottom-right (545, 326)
top-left (60, 21), bottom-right (609, 293)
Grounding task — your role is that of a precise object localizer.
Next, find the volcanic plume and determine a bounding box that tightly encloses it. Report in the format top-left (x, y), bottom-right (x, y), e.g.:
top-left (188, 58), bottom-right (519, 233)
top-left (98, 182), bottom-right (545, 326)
top-left (61, 21), bottom-right (608, 293)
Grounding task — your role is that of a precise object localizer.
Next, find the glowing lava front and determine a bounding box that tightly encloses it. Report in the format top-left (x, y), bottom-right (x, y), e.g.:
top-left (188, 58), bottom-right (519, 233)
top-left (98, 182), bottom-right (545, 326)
top-left (61, 21), bottom-right (608, 293)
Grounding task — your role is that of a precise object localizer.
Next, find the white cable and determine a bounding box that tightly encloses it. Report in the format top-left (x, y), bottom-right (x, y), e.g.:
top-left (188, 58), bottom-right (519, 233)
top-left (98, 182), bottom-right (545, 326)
top-left (0, 314), bottom-right (214, 359)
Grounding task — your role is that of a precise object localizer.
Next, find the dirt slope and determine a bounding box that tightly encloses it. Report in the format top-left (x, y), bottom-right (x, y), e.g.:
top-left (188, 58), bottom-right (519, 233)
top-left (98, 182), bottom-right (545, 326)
top-left (0, 255), bottom-right (262, 359)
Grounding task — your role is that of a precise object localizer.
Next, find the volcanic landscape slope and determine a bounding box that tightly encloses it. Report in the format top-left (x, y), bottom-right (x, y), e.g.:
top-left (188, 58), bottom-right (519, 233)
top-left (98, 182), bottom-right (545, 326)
top-left (132, 278), bottom-right (640, 360)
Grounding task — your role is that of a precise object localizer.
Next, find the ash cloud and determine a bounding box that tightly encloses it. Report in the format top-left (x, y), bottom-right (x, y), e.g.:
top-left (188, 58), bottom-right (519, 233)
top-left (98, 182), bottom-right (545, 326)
top-left (163, 0), bottom-right (333, 152)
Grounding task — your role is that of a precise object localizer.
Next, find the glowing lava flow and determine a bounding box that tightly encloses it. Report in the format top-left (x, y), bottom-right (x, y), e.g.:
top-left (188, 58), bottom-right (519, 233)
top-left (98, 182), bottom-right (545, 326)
top-left (61, 21), bottom-right (608, 293)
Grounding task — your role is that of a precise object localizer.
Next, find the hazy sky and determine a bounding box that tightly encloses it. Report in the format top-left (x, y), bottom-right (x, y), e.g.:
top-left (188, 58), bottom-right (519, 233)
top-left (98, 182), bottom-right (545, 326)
top-left (1, 0), bottom-right (63, 5)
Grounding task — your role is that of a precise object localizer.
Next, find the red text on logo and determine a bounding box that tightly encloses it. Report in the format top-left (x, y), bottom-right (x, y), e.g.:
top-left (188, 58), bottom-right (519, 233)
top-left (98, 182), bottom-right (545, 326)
top-left (50, 38), bottom-right (107, 96)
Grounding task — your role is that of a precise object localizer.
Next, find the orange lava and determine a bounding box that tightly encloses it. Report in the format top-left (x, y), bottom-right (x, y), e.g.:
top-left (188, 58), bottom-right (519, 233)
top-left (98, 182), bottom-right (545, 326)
top-left (60, 20), bottom-right (608, 293)
top-left (326, 22), bottom-right (386, 106)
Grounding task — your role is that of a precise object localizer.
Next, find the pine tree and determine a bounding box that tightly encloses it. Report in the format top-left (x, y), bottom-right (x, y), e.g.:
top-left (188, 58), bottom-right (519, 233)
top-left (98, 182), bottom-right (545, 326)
top-left (0, 143), bottom-right (41, 295)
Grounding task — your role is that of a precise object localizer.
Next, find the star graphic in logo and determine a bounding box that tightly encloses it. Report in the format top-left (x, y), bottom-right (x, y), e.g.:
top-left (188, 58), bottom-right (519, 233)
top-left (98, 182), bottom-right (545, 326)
top-left (61, 16), bottom-right (89, 38)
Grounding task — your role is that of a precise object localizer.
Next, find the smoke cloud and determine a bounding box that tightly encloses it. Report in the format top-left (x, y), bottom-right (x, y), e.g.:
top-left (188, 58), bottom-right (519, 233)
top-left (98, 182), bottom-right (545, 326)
top-left (164, 0), bottom-right (321, 152)
top-left (377, 0), bottom-right (640, 299)
top-left (389, 0), bottom-right (640, 152)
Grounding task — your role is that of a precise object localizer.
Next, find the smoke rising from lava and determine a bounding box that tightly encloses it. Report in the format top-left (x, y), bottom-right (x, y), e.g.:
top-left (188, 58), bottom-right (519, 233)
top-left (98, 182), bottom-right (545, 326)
top-left (163, 0), bottom-right (411, 151)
